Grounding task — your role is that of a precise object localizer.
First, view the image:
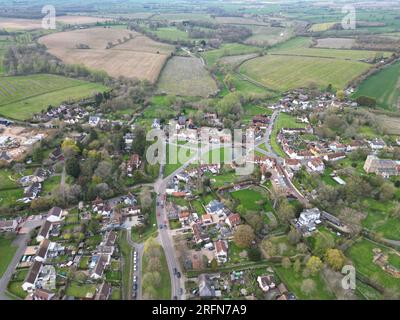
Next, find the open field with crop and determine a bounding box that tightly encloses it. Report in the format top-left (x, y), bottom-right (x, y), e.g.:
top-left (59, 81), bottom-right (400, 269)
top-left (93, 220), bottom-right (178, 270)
top-left (219, 53), bottom-right (260, 68)
top-left (157, 56), bottom-right (218, 97)
top-left (353, 61), bottom-right (400, 110)
top-left (202, 43), bottom-right (261, 66)
top-left (240, 55), bottom-right (371, 92)
top-left (39, 27), bottom-right (174, 82)
top-left (0, 74), bottom-right (107, 120)
top-left (148, 27), bottom-right (190, 42)
top-left (377, 115), bottom-right (400, 135)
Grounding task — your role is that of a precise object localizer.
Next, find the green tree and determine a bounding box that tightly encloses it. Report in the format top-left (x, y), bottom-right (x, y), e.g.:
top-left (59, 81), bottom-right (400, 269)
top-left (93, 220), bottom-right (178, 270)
top-left (233, 225), bottom-right (255, 249)
top-left (306, 256), bottom-right (323, 275)
top-left (325, 249), bottom-right (345, 271)
top-left (66, 157), bottom-right (81, 178)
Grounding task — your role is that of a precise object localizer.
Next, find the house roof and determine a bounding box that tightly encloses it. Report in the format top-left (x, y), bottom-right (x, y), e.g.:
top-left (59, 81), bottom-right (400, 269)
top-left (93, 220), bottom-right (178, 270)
top-left (37, 239), bottom-right (50, 259)
top-left (215, 240), bottom-right (227, 254)
top-left (48, 207), bottom-right (62, 218)
top-left (105, 232), bottom-right (116, 246)
top-left (93, 255), bottom-right (107, 277)
top-left (227, 213), bottom-right (241, 226)
top-left (38, 221), bottom-right (52, 239)
top-left (33, 288), bottom-right (54, 300)
top-left (25, 261), bottom-right (42, 285)
top-left (95, 282), bottom-right (111, 300)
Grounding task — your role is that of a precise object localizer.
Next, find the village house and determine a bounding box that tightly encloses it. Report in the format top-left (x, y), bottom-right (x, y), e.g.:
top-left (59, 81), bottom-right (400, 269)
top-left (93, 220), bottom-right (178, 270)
top-left (178, 210), bottom-right (191, 225)
top-left (29, 288), bottom-right (56, 301)
top-left (214, 240), bottom-right (228, 264)
top-left (36, 221), bottom-right (53, 243)
top-left (22, 261), bottom-right (43, 292)
top-left (307, 157), bottom-right (325, 173)
top-left (49, 148), bottom-right (64, 162)
top-left (90, 255), bottom-right (109, 280)
top-left (192, 223), bottom-right (210, 244)
top-left (225, 213), bottom-right (241, 229)
top-left (257, 275), bottom-right (276, 292)
top-left (368, 138), bottom-right (386, 151)
top-left (206, 200), bottom-right (231, 220)
top-left (47, 207), bottom-right (65, 223)
top-left (202, 214), bottom-right (213, 224)
top-left (198, 274), bottom-right (216, 298)
top-left (329, 142), bottom-right (347, 153)
top-left (35, 239), bottom-right (50, 263)
top-left (284, 158), bottom-right (302, 171)
top-left (127, 154), bottom-right (141, 176)
top-left (364, 155), bottom-right (400, 178)
top-left (324, 152), bottom-right (346, 162)
top-left (296, 208), bottom-right (322, 233)
top-left (24, 182), bottom-right (42, 199)
top-left (88, 116), bottom-right (101, 127)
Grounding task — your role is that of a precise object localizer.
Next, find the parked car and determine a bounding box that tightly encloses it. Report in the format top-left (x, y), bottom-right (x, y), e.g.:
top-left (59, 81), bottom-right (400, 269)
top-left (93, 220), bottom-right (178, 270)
top-left (176, 272), bottom-right (181, 279)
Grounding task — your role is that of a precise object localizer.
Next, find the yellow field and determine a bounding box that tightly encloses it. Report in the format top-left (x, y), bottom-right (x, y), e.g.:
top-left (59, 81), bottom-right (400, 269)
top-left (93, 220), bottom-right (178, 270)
top-left (39, 28), bottom-right (174, 82)
top-left (309, 22), bottom-right (337, 32)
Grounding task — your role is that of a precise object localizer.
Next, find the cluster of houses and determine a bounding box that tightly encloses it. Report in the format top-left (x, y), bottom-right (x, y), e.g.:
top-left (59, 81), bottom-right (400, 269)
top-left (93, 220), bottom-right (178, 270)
top-left (34, 104), bottom-right (89, 124)
top-left (17, 168), bottom-right (53, 203)
top-left (364, 155), bottom-right (400, 178)
top-left (294, 207), bottom-right (345, 235)
top-left (20, 204), bottom-right (121, 300)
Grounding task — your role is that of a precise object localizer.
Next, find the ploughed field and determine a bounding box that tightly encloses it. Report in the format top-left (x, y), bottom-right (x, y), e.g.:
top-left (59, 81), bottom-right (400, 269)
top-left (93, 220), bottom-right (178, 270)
top-left (38, 27), bottom-right (174, 83)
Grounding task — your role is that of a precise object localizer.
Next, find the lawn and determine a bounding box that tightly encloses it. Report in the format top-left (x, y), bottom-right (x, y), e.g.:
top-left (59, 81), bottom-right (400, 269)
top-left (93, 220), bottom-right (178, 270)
top-left (41, 175), bottom-right (61, 197)
top-left (66, 281), bottom-right (97, 298)
top-left (163, 144), bottom-right (196, 178)
top-left (0, 188), bottom-right (23, 208)
top-left (353, 61), bottom-right (400, 110)
top-left (131, 208), bottom-right (157, 243)
top-left (142, 238), bottom-right (171, 300)
top-left (231, 187), bottom-right (272, 213)
top-left (240, 55), bottom-right (371, 92)
top-left (0, 168), bottom-right (19, 190)
top-left (0, 236), bottom-right (17, 278)
top-left (346, 238), bottom-right (400, 295)
top-left (0, 74), bottom-right (108, 120)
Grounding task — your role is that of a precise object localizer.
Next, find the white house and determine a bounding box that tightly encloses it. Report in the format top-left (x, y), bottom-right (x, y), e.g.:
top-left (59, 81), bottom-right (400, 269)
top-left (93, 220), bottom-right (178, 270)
top-left (47, 207), bottom-right (64, 223)
top-left (257, 275), bottom-right (276, 292)
top-left (297, 208), bottom-right (321, 232)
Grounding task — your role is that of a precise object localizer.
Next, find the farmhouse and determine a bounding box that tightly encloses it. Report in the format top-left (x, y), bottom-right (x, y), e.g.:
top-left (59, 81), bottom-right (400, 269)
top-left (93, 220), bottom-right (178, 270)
top-left (364, 155), bottom-right (400, 178)
top-left (368, 138), bottom-right (386, 150)
top-left (306, 158), bottom-right (325, 173)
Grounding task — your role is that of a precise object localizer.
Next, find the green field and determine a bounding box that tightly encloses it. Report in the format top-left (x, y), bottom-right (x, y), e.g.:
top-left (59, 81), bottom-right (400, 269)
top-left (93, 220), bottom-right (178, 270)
top-left (240, 55), bottom-right (371, 92)
top-left (353, 61), bottom-right (400, 110)
top-left (346, 238), bottom-right (400, 295)
top-left (202, 43), bottom-right (261, 66)
top-left (151, 27), bottom-right (190, 42)
top-left (231, 187), bottom-right (273, 213)
top-left (66, 281), bottom-right (97, 298)
top-left (0, 74), bottom-right (108, 120)
top-left (0, 236), bottom-right (17, 278)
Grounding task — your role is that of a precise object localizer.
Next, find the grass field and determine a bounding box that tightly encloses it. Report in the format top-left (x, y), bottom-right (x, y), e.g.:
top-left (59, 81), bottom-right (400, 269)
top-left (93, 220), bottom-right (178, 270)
top-left (66, 281), bottom-right (97, 298)
top-left (202, 43), bottom-right (261, 66)
top-left (315, 38), bottom-right (356, 49)
top-left (244, 25), bottom-right (293, 47)
top-left (39, 27), bottom-right (174, 83)
top-left (240, 55), bottom-right (371, 92)
top-left (157, 56), bottom-right (218, 97)
top-left (150, 27), bottom-right (190, 42)
top-left (346, 238), bottom-right (400, 295)
top-left (0, 236), bottom-right (17, 278)
top-left (353, 61), bottom-right (400, 110)
top-left (231, 187), bottom-right (273, 213)
top-left (0, 74), bottom-right (107, 120)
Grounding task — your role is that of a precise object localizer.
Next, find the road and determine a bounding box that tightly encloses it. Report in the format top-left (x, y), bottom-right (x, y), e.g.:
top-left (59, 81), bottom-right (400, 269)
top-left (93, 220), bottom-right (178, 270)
top-left (0, 217), bottom-right (45, 300)
top-left (127, 229), bottom-right (144, 300)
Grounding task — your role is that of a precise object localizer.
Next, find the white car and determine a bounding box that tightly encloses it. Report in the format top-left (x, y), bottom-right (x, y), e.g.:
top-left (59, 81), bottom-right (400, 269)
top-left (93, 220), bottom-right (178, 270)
top-left (134, 265), bottom-right (137, 271)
